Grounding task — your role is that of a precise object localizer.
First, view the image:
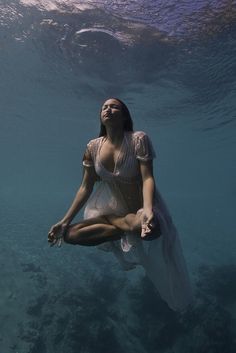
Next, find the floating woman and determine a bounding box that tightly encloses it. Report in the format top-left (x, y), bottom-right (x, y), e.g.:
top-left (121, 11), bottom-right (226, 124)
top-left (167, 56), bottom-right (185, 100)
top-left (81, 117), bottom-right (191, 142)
top-left (48, 98), bottom-right (193, 311)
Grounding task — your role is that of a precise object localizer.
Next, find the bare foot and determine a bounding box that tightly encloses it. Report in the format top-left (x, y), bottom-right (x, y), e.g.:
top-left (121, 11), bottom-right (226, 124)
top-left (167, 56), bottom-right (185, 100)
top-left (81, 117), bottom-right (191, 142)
top-left (141, 222), bottom-right (152, 238)
top-left (141, 221), bottom-right (161, 240)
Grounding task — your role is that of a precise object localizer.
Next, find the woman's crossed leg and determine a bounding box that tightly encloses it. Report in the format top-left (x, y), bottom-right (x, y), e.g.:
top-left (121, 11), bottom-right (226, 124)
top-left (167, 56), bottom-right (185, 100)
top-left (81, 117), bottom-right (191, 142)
top-left (64, 213), bottom-right (141, 246)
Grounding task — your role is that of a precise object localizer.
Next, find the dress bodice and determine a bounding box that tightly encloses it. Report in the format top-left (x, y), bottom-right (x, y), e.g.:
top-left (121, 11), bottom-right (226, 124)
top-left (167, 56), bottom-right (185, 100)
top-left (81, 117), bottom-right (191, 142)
top-left (83, 131), bottom-right (156, 183)
top-left (82, 130), bottom-right (156, 214)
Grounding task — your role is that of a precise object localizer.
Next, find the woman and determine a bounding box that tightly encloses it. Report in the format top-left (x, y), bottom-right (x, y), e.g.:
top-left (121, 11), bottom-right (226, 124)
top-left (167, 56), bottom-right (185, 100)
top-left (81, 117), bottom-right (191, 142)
top-left (48, 98), bottom-right (193, 311)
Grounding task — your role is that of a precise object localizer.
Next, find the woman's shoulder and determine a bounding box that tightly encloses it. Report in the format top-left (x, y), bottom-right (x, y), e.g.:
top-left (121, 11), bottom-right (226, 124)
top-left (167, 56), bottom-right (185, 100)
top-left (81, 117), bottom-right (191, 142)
top-left (129, 131), bottom-right (156, 159)
top-left (86, 136), bottom-right (103, 148)
top-left (129, 130), bottom-right (149, 141)
top-left (132, 130), bottom-right (148, 137)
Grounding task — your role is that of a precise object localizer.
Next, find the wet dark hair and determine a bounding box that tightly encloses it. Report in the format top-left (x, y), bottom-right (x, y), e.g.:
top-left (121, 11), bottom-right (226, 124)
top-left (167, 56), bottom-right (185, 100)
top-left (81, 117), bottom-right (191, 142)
top-left (99, 98), bottom-right (134, 137)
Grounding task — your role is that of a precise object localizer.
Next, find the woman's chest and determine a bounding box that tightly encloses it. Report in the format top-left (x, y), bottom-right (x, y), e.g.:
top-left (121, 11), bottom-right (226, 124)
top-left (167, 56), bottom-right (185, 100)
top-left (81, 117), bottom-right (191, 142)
top-left (95, 137), bottom-right (139, 179)
top-left (99, 142), bottom-right (122, 173)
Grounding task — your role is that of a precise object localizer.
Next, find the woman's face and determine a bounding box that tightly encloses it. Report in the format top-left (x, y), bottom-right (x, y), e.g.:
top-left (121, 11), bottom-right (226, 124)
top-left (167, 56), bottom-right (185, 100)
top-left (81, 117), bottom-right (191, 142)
top-left (100, 98), bottom-right (124, 127)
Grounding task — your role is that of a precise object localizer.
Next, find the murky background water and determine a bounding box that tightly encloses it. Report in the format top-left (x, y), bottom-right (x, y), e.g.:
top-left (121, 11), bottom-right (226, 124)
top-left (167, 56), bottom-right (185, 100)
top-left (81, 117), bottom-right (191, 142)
top-left (1, 1), bottom-right (236, 352)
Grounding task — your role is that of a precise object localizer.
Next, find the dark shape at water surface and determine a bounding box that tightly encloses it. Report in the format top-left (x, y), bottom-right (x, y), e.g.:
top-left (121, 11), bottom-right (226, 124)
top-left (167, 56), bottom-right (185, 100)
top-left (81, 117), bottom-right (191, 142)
top-left (1, 0), bottom-right (236, 133)
top-left (10, 0), bottom-right (236, 40)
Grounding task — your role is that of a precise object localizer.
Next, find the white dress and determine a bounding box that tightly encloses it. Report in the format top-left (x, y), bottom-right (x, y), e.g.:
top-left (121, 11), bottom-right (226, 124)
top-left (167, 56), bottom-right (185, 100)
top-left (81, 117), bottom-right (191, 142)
top-left (83, 131), bottom-right (193, 311)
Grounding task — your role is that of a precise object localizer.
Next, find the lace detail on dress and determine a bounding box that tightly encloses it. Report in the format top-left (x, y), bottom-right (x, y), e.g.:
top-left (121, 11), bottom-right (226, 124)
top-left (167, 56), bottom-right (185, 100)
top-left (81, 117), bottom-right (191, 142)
top-left (134, 131), bottom-right (156, 161)
top-left (82, 138), bottom-right (102, 168)
top-left (82, 147), bottom-right (94, 167)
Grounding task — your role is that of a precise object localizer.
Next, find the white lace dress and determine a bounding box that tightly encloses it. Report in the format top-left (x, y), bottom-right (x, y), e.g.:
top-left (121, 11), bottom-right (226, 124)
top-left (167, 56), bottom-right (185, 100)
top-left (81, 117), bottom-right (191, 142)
top-left (82, 131), bottom-right (193, 311)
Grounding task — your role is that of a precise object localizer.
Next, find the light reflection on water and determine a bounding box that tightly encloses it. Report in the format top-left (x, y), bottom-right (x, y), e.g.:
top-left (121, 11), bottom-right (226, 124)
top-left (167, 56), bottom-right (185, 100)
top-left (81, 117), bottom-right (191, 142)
top-left (19, 0), bottom-right (236, 38)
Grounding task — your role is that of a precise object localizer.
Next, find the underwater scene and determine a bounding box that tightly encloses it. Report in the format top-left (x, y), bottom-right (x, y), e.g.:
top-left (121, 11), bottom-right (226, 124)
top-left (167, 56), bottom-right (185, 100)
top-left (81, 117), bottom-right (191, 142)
top-left (0, 0), bottom-right (236, 352)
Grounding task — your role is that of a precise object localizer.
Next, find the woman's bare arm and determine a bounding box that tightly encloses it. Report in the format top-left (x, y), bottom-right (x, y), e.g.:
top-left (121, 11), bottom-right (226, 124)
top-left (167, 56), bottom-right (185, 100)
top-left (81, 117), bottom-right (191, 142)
top-left (48, 166), bottom-right (97, 243)
top-left (139, 160), bottom-right (155, 235)
top-left (140, 160), bottom-right (155, 209)
top-left (61, 166), bottom-right (97, 224)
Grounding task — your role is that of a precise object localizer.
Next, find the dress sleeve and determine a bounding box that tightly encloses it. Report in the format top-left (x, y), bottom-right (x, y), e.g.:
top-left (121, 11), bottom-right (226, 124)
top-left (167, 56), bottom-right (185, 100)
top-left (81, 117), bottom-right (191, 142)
top-left (135, 131), bottom-right (156, 161)
top-left (82, 141), bottom-right (94, 167)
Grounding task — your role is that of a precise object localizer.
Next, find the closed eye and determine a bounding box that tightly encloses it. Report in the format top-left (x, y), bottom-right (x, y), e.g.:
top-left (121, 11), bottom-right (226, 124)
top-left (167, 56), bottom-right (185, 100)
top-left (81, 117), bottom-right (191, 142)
top-left (102, 104), bottom-right (121, 110)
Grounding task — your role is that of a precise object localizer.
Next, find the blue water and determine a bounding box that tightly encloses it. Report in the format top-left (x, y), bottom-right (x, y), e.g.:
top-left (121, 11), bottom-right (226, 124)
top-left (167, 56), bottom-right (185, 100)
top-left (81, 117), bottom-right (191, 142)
top-left (1, 1), bottom-right (236, 352)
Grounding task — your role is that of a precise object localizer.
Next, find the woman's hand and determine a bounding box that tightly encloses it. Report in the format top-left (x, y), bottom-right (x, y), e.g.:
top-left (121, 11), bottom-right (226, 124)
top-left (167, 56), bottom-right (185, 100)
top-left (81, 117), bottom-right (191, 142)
top-left (140, 208), bottom-right (154, 238)
top-left (48, 220), bottom-right (69, 247)
top-left (47, 166), bottom-right (96, 247)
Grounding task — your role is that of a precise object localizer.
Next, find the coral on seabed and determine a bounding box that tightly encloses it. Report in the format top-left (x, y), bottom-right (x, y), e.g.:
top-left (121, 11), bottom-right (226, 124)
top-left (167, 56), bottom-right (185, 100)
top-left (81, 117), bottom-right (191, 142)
top-left (16, 263), bottom-right (236, 353)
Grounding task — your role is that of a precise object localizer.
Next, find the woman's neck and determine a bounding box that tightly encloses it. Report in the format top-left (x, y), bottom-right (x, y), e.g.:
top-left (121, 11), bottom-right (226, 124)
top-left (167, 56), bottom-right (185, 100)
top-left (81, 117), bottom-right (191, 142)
top-left (105, 126), bottom-right (125, 145)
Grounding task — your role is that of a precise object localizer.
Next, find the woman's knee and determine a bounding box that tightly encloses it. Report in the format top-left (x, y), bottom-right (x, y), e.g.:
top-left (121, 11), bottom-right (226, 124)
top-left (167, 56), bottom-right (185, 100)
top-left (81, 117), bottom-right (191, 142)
top-left (64, 226), bottom-right (80, 244)
top-left (63, 220), bottom-right (91, 244)
top-left (124, 214), bottom-right (141, 233)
